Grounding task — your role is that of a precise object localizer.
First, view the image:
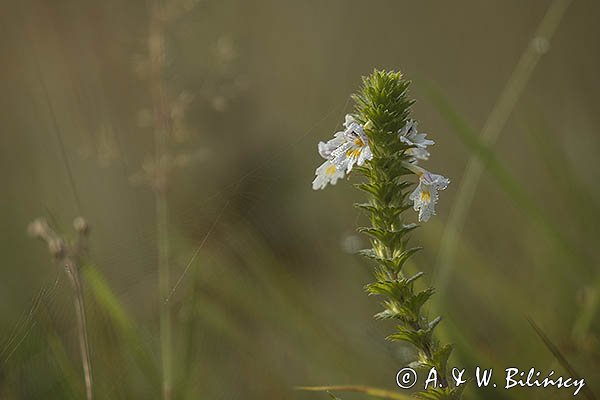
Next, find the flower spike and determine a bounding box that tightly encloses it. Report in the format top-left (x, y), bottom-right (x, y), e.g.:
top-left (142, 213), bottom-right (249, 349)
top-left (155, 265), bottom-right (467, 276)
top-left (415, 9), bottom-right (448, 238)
top-left (312, 70), bottom-right (458, 398)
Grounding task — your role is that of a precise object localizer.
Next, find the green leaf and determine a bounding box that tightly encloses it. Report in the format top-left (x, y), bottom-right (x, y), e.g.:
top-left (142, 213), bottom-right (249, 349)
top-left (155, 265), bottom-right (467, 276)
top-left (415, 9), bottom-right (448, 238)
top-left (407, 288), bottom-right (435, 315)
top-left (387, 325), bottom-right (432, 349)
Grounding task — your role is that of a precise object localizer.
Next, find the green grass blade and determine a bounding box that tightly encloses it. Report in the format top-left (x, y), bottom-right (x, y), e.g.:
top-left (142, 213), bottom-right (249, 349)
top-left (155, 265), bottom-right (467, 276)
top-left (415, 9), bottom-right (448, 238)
top-left (81, 264), bottom-right (161, 390)
top-left (419, 80), bottom-right (585, 270)
top-left (414, 0), bottom-right (572, 314)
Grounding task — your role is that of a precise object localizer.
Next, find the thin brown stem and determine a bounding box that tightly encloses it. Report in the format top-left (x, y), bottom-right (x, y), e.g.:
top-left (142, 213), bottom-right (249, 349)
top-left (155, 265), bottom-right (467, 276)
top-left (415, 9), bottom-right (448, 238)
top-left (65, 260), bottom-right (93, 400)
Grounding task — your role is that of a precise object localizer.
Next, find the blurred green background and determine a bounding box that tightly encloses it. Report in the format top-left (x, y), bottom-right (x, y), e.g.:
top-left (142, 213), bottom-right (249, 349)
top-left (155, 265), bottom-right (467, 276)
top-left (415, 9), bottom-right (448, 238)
top-left (1, 0), bottom-right (599, 399)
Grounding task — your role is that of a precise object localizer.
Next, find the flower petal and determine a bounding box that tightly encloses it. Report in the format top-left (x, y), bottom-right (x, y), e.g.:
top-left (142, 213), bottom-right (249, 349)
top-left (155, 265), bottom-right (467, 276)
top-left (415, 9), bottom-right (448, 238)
top-left (312, 160), bottom-right (345, 190)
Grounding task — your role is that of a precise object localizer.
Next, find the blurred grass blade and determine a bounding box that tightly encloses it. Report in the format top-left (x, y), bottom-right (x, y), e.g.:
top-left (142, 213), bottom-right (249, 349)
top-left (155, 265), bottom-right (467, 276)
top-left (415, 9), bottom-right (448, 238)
top-left (527, 318), bottom-right (596, 400)
top-left (296, 385), bottom-right (414, 400)
top-left (82, 264), bottom-right (161, 389)
top-left (521, 118), bottom-right (600, 342)
top-left (416, 0), bottom-right (572, 306)
top-left (521, 116), bottom-right (600, 232)
top-left (37, 303), bottom-right (85, 399)
top-left (419, 80), bottom-right (584, 275)
top-left (572, 284), bottom-right (600, 344)
top-left (422, 81), bottom-right (597, 341)
top-left (82, 265), bottom-right (129, 329)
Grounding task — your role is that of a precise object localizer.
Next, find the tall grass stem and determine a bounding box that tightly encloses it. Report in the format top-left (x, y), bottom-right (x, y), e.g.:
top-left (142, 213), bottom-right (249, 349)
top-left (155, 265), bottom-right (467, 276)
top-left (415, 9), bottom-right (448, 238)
top-left (434, 0), bottom-right (572, 300)
top-left (65, 260), bottom-right (94, 400)
top-left (147, 1), bottom-right (173, 397)
top-left (156, 189), bottom-right (172, 400)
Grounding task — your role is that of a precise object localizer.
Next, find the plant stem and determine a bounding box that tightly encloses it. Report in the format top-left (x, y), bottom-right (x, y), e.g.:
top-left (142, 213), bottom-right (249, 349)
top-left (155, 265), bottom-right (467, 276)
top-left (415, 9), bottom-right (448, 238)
top-left (352, 71), bottom-right (455, 397)
top-left (65, 260), bottom-right (93, 400)
top-left (157, 188), bottom-right (172, 400)
top-left (368, 188), bottom-right (450, 390)
top-left (147, 1), bottom-right (173, 398)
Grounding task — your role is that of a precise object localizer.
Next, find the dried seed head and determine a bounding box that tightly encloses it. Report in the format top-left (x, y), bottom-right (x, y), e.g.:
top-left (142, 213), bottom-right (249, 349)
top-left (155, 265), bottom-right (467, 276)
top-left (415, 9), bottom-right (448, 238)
top-left (28, 218), bottom-right (50, 239)
top-left (73, 217), bottom-right (90, 236)
top-left (48, 238), bottom-right (66, 260)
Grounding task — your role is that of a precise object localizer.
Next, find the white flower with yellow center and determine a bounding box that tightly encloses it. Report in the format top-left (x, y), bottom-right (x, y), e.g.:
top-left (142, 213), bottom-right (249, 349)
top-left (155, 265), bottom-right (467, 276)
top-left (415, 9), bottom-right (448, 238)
top-left (312, 126), bottom-right (348, 190)
top-left (312, 159), bottom-right (345, 190)
top-left (331, 115), bottom-right (373, 173)
top-left (405, 164), bottom-right (450, 222)
top-left (398, 119), bottom-right (435, 161)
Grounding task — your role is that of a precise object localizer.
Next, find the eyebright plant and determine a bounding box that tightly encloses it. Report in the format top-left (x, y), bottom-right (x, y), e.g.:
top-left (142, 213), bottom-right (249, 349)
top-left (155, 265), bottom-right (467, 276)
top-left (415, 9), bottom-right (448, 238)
top-left (313, 70), bottom-right (459, 399)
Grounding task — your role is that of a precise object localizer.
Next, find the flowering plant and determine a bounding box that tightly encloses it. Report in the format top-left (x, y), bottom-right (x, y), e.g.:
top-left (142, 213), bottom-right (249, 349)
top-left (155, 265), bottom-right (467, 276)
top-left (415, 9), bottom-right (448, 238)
top-left (313, 70), bottom-right (458, 399)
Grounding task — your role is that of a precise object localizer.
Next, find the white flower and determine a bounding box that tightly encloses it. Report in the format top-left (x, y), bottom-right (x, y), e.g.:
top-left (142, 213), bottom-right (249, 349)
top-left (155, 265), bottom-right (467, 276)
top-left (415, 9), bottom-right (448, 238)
top-left (343, 114), bottom-right (357, 129)
top-left (318, 131), bottom-right (345, 159)
top-left (331, 115), bottom-right (373, 173)
top-left (313, 129), bottom-right (347, 190)
top-left (398, 119), bottom-right (435, 161)
top-left (312, 159), bottom-right (345, 190)
top-left (312, 114), bottom-right (374, 190)
top-left (407, 166), bottom-right (450, 222)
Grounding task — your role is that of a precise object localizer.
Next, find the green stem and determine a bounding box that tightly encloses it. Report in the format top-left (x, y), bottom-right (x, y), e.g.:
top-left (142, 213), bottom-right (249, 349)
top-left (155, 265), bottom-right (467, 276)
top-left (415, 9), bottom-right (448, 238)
top-left (369, 191), bottom-right (450, 390)
top-left (157, 188), bottom-right (172, 400)
top-left (147, 1), bottom-right (173, 397)
top-left (352, 70), bottom-right (456, 397)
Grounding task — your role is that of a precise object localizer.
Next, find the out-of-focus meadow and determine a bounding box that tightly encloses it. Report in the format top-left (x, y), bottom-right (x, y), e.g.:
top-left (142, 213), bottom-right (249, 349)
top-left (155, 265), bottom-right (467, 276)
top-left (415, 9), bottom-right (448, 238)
top-left (1, 0), bottom-right (599, 399)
